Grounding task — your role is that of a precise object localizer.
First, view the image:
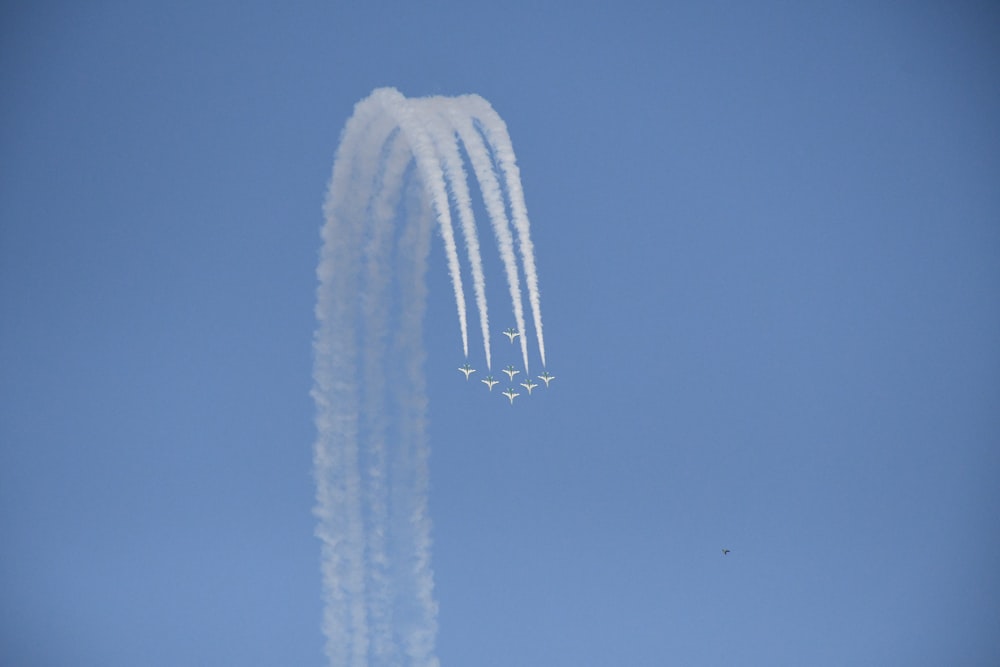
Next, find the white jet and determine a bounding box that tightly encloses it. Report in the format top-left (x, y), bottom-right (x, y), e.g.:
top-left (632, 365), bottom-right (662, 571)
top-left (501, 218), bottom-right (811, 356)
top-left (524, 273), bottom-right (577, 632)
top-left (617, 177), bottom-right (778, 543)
top-left (520, 378), bottom-right (538, 395)
top-left (538, 371), bottom-right (555, 387)
top-left (502, 387), bottom-right (519, 405)
top-left (481, 375), bottom-right (499, 391)
top-left (458, 363), bottom-right (476, 380)
top-left (502, 365), bottom-right (520, 381)
top-left (503, 327), bottom-right (520, 343)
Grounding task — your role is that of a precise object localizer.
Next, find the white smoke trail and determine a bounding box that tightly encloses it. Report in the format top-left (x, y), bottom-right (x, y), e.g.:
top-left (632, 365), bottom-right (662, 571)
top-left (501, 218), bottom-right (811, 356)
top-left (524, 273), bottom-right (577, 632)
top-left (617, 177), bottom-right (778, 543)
top-left (418, 98), bottom-right (494, 370)
top-left (314, 91), bottom-right (384, 666)
top-left (461, 95), bottom-right (546, 369)
top-left (444, 99), bottom-right (531, 374)
top-left (393, 183), bottom-right (438, 667)
top-left (313, 87), bottom-right (545, 667)
top-left (362, 125), bottom-right (414, 666)
top-left (376, 90), bottom-right (470, 359)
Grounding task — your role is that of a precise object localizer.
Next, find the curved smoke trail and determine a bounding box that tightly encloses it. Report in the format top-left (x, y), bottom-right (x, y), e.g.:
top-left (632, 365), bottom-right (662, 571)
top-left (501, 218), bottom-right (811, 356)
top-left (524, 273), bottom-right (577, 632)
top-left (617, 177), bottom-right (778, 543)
top-left (461, 95), bottom-right (546, 370)
top-left (441, 99), bottom-right (531, 374)
top-left (312, 88), bottom-right (546, 667)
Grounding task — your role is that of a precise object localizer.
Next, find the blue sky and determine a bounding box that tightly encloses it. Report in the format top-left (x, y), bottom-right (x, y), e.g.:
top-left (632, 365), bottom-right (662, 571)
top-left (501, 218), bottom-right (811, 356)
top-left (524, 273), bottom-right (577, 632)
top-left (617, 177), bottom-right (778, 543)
top-left (2, 1), bottom-right (999, 665)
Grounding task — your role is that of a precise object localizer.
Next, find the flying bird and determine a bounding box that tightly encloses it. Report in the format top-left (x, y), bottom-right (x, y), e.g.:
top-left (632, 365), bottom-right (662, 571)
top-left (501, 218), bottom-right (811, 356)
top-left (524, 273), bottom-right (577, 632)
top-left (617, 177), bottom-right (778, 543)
top-left (722, 548), bottom-right (731, 555)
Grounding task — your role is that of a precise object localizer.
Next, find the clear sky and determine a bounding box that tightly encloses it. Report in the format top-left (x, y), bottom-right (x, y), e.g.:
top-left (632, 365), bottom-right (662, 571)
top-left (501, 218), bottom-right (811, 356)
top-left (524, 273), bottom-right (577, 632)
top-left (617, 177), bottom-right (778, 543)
top-left (2, 1), bottom-right (999, 665)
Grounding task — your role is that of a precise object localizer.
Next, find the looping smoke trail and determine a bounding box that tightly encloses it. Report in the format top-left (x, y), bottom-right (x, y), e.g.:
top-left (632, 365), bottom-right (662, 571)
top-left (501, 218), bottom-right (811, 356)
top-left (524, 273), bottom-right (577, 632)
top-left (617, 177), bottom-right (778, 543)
top-left (313, 88), bottom-right (545, 667)
top-left (422, 100), bottom-right (495, 370)
top-left (461, 95), bottom-right (546, 370)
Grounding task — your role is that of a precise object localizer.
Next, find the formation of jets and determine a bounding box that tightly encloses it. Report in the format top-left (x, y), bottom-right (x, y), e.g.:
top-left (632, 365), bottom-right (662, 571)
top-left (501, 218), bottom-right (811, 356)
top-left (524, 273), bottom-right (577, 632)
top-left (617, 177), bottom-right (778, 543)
top-left (460, 364), bottom-right (554, 402)
top-left (457, 327), bottom-right (554, 405)
top-left (460, 366), bottom-right (555, 405)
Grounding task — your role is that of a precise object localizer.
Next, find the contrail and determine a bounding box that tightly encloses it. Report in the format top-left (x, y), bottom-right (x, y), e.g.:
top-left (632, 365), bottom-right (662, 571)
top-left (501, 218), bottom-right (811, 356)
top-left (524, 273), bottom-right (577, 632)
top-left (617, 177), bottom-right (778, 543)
top-left (419, 99), bottom-right (493, 370)
top-left (312, 87), bottom-right (546, 666)
top-left (461, 95), bottom-right (546, 370)
top-left (443, 99), bottom-right (531, 373)
top-left (362, 124), bottom-right (413, 665)
top-left (378, 90), bottom-right (470, 360)
top-left (314, 91), bottom-right (376, 666)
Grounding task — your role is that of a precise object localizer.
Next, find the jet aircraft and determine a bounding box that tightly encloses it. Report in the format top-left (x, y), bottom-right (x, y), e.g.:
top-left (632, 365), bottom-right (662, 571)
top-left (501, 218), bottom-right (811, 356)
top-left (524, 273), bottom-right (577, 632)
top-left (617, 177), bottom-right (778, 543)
top-left (458, 363), bottom-right (476, 380)
top-left (502, 365), bottom-right (520, 381)
top-left (503, 328), bottom-right (520, 343)
top-left (722, 549), bottom-right (731, 556)
top-left (502, 388), bottom-right (519, 404)
top-left (538, 371), bottom-right (555, 387)
top-left (481, 376), bottom-right (499, 391)
top-left (519, 378), bottom-right (538, 394)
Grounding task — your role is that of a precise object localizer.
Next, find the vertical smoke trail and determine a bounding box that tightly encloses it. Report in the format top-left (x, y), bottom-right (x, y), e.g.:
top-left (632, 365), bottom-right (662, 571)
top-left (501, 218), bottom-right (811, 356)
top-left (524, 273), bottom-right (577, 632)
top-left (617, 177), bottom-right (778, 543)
top-left (462, 95), bottom-right (546, 369)
top-left (313, 92), bottom-right (382, 666)
top-left (393, 182), bottom-right (438, 667)
top-left (376, 90), bottom-right (471, 359)
top-left (419, 99), bottom-right (493, 370)
top-left (444, 100), bottom-right (531, 374)
top-left (313, 87), bottom-right (545, 667)
top-left (362, 125), bottom-right (414, 666)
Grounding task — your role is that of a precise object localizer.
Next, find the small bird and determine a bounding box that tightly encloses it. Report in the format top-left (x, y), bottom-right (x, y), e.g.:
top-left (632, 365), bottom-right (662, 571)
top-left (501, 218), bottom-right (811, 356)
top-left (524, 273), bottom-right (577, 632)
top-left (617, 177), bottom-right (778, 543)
top-left (722, 548), bottom-right (731, 555)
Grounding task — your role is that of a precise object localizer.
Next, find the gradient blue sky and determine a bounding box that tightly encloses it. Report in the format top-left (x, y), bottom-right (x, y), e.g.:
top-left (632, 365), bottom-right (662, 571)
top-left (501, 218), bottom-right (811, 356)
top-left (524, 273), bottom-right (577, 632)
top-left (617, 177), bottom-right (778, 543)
top-left (3, 2), bottom-right (999, 665)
